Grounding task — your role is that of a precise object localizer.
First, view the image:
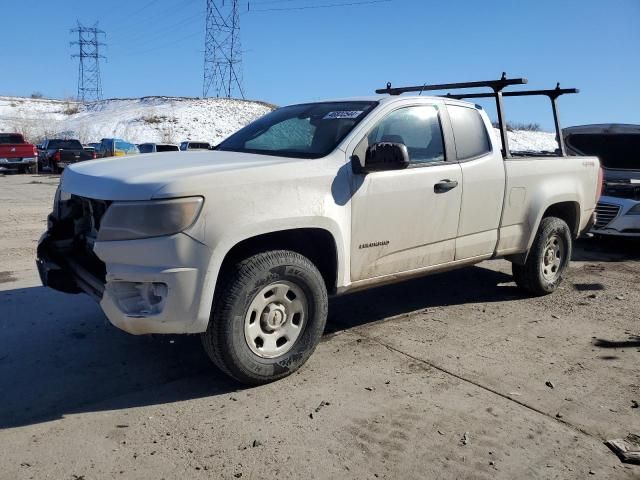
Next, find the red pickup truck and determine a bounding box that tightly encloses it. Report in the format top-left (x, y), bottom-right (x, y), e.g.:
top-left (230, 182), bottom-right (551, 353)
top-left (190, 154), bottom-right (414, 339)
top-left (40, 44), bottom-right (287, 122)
top-left (0, 133), bottom-right (38, 173)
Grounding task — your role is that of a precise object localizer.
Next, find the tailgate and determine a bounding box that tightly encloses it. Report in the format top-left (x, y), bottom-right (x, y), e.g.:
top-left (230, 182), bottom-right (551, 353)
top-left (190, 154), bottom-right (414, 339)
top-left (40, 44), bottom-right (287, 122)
top-left (59, 150), bottom-right (83, 162)
top-left (0, 144), bottom-right (36, 159)
top-left (55, 149), bottom-right (95, 165)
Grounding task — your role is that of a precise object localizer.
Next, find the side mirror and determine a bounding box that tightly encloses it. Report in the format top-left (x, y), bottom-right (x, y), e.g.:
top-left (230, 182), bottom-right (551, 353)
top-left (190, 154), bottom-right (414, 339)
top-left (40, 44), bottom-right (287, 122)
top-left (363, 142), bottom-right (409, 172)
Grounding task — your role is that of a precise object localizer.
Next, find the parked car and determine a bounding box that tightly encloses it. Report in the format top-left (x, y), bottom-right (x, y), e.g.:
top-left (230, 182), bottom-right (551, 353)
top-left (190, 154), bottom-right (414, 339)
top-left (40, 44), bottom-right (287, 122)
top-left (95, 138), bottom-right (140, 158)
top-left (0, 133), bottom-right (38, 173)
top-left (180, 141), bottom-right (211, 151)
top-left (38, 138), bottom-right (96, 173)
top-left (138, 143), bottom-right (180, 153)
top-left (37, 76), bottom-right (600, 385)
top-left (86, 142), bottom-right (101, 150)
top-left (565, 124), bottom-right (640, 237)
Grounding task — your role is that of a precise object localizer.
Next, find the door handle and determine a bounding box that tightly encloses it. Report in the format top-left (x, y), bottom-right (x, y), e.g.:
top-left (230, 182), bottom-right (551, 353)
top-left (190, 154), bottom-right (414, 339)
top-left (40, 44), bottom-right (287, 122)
top-left (434, 179), bottom-right (459, 193)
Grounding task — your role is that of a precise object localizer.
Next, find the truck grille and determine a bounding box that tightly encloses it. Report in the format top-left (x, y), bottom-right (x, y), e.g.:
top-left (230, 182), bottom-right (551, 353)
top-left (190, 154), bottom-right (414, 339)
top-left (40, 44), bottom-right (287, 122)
top-left (594, 202), bottom-right (621, 229)
top-left (48, 195), bottom-right (109, 284)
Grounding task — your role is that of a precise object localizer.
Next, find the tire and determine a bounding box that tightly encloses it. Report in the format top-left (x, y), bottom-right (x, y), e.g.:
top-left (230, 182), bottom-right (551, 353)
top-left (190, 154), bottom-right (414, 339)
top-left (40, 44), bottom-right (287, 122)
top-left (201, 250), bottom-right (328, 385)
top-left (512, 216), bottom-right (572, 296)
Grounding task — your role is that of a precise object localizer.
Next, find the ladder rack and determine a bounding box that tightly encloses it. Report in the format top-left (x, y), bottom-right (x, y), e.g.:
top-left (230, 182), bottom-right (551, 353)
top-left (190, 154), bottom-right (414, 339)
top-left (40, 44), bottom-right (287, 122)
top-left (376, 73), bottom-right (579, 157)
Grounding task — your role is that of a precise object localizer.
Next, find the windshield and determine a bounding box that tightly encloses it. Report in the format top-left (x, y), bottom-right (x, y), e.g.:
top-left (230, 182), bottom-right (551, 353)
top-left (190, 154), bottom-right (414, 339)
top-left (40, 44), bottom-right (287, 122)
top-left (566, 133), bottom-right (640, 170)
top-left (138, 144), bottom-right (154, 153)
top-left (48, 139), bottom-right (82, 149)
top-left (217, 101), bottom-right (378, 159)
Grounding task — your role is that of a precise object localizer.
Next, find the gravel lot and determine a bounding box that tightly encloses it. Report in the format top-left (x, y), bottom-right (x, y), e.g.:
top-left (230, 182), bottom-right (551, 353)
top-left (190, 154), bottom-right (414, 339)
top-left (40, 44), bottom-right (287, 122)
top-left (1, 174), bottom-right (639, 479)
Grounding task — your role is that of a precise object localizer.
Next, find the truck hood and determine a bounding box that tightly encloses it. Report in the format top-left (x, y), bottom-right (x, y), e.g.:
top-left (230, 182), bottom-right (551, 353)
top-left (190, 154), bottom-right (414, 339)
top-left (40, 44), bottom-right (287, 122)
top-left (61, 151), bottom-right (302, 200)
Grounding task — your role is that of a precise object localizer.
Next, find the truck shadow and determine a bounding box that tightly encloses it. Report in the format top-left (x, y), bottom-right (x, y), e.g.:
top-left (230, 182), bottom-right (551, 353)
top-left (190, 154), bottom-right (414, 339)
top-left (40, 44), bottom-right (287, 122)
top-left (592, 336), bottom-right (640, 349)
top-left (573, 237), bottom-right (640, 262)
top-left (0, 264), bottom-right (519, 429)
top-left (0, 286), bottom-right (235, 429)
top-left (327, 265), bottom-right (519, 333)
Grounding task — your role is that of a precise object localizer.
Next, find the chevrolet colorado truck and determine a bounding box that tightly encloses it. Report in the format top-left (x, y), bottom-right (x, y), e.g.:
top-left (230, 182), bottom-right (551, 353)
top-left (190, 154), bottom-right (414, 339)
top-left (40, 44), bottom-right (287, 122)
top-left (37, 75), bottom-right (601, 385)
top-left (0, 133), bottom-right (38, 173)
top-left (38, 138), bottom-right (96, 174)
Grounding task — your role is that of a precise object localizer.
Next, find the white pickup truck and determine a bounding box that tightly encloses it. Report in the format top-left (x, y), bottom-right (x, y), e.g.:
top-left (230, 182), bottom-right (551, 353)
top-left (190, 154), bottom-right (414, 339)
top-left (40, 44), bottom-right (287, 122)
top-left (37, 76), bottom-right (601, 385)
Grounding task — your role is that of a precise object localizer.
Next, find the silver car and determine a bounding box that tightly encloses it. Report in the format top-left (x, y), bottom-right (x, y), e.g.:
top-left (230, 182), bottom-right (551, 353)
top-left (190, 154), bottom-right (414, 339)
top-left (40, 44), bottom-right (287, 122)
top-left (565, 124), bottom-right (640, 237)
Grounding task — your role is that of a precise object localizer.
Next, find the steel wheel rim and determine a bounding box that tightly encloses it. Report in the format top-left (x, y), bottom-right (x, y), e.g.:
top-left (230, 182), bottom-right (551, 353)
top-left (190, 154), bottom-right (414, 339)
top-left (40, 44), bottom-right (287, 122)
top-left (244, 281), bottom-right (308, 359)
top-left (541, 233), bottom-right (564, 281)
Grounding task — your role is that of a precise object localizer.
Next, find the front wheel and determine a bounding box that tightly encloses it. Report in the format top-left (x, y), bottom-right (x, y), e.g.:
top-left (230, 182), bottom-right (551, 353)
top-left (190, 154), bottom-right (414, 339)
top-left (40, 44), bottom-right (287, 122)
top-left (512, 216), bottom-right (572, 296)
top-left (201, 250), bottom-right (328, 385)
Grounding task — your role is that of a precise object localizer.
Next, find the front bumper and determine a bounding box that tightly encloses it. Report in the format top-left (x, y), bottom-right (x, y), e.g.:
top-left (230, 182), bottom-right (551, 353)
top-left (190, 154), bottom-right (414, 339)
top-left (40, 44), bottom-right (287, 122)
top-left (592, 196), bottom-right (640, 237)
top-left (37, 230), bottom-right (213, 335)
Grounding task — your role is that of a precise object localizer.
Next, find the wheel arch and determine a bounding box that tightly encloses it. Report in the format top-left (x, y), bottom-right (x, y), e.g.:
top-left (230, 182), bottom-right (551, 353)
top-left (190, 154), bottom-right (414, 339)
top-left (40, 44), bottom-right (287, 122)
top-left (509, 200), bottom-right (580, 265)
top-left (217, 227), bottom-right (340, 294)
top-left (541, 201), bottom-right (581, 238)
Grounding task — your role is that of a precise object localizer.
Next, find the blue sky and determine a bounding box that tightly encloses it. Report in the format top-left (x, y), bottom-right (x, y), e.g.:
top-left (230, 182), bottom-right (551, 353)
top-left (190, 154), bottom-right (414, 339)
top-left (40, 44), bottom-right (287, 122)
top-left (1, 0), bottom-right (638, 130)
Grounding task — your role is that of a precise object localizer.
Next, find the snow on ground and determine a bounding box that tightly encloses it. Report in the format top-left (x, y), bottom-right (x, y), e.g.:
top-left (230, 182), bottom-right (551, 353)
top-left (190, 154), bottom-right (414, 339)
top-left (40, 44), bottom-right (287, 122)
top-left (0, 96), bottom-right (275, 146)
top-left (0, 95), bottom-right (558, 152)
top-left (495, 128), bottom-right (558, 153)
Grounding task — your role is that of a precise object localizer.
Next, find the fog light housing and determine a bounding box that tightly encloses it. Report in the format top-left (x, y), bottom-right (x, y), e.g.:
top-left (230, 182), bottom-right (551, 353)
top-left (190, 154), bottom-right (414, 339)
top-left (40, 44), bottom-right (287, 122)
top-left (107, 281), bottom-right (168, 316)
top-left (626, 204), bottom-right (640, 215)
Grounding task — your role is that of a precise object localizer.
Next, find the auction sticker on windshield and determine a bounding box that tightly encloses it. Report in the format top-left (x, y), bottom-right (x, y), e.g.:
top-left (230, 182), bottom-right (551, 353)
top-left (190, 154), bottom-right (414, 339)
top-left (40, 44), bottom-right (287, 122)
top-left (323, 111), bottom-right (364, 120)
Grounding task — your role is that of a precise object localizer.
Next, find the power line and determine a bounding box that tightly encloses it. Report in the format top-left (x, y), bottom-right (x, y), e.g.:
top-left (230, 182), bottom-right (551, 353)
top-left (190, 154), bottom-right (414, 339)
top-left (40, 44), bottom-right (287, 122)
top-left (107, 0), bottom-right (201, 41)
top-left (203, 0), bottom-right (245, 99)
top-left (248, 0), bottom-right (390, 12)
top-left (130, 29), bottom-right (203, 56)
top-left (70, 21), bottom-right (107, 102)
top-left (109, 9), bottom-right (204, 49)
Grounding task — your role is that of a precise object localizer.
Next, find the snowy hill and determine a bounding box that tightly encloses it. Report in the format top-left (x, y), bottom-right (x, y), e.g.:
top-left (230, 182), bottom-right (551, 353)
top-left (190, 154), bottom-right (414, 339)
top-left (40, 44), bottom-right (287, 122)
top-left (0, 96), bottom-right (275, 145)
top-left (0, 95), bottom-right (558, 152)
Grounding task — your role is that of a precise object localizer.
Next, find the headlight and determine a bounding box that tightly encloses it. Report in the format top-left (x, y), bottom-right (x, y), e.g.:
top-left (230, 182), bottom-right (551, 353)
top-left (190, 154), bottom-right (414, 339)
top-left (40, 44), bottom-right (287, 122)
top-left (626, 204), bottom-right (640, 215)
top-left (97, 197), bottom-right (204, 241)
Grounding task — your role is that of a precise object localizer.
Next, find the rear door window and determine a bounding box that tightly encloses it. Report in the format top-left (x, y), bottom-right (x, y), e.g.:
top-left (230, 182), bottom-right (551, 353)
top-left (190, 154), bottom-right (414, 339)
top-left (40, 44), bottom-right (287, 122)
top-left (48, 140), bottom-right (83, 150)
top-left (156, 144), bottom-right (179, 152)
top-left (189, 142), bottom-right (210, 150)
top-left (0, 134), bottom-right (24, 144)
top-left (448, 105), bottom-right (492, 160)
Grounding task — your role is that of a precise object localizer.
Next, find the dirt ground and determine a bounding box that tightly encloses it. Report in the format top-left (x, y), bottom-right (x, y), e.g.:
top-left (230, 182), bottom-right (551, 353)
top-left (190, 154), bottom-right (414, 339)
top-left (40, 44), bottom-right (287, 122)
top-left (1, 173), bottom-right (639, 479)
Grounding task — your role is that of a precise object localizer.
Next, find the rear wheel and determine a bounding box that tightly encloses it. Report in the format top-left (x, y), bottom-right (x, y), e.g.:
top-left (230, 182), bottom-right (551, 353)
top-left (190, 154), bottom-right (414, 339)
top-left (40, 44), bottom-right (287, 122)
top-left (201, 250), bottom-right (328, 385)
top-left (513, 216), bottom-right (572, 296)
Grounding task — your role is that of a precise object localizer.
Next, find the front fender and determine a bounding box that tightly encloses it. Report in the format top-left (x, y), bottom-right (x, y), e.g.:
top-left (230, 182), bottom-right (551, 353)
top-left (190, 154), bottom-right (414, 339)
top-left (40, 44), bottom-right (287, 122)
top-left (191, 217), bottom-right (347, 333)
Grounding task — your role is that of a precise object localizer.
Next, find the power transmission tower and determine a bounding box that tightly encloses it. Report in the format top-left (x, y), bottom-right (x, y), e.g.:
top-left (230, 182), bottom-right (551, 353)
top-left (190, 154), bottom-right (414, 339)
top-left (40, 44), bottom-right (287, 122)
top-left (71, 22), bottom-right (106, 102)
top-left (203, 0), bottom-right (245, 99)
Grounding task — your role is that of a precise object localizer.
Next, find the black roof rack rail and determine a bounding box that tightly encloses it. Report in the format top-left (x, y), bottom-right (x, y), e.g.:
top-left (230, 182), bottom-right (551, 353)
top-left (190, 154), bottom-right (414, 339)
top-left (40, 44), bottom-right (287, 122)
top-left (374, 73), bottom-right (527, 96)
top-left (376, 74), bottom-right (579, 158)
